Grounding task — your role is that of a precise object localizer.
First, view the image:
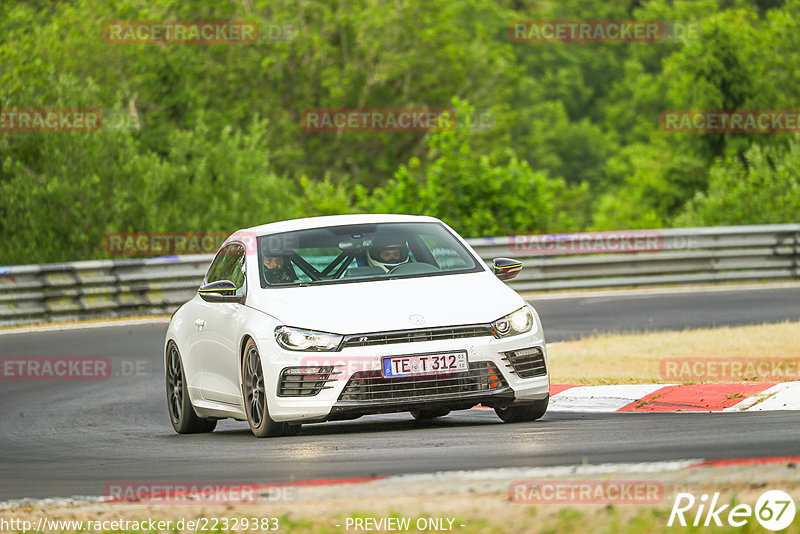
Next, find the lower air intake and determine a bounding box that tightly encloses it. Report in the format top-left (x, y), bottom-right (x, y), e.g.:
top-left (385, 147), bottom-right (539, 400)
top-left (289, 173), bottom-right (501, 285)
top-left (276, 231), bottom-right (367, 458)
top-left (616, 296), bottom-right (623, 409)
top-left (278, 366), bottom-right (336, 396)
top-left (338, 361), bottom-right (507, 403)
top-left (501, 347), bottom-right (547, 378)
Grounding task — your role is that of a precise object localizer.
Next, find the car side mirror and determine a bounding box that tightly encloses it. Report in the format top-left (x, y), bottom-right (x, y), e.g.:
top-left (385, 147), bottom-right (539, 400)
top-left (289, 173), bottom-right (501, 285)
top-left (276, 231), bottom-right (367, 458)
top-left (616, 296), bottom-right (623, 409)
top-left (198, 280), bottom-right (244, 303)
top-left (492, 258), bottom-right (523, 281)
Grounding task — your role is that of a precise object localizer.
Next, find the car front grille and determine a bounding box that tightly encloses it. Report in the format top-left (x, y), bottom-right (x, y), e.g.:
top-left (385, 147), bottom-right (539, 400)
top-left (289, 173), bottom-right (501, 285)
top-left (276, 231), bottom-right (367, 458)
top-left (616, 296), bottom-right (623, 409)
top-left (340, 324), bottom-right (494, 349)
top-left (278, 366), bottom-right (337, 397)
top-left (501, 346), bottom-right (547, 378)
top-left (337, 361), bottom-right (507, 403)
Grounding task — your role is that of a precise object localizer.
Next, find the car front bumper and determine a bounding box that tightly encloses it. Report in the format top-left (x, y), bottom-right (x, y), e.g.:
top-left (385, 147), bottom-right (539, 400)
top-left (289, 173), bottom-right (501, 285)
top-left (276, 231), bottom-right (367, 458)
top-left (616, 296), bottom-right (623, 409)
top-left (263, 329), bottom-right (550, 423)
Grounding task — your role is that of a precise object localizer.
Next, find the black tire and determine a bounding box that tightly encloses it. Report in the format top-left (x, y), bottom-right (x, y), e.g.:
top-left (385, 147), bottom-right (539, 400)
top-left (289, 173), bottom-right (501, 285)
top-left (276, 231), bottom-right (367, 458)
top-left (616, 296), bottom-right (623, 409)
top-left (242, 339), bottom-right (285, 438)
top-left (166, 342), bottom-right (217, 434)
top-left (494, 396), bottom-right (549, 423)
top-left (410, 408), bottom-right (450, 420)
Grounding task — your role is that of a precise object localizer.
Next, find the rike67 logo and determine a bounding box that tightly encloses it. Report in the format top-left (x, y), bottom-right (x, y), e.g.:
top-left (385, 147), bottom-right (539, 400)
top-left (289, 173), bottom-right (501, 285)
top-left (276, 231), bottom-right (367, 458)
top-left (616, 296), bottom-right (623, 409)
top-left (669, 490), bottom-right (796, 531)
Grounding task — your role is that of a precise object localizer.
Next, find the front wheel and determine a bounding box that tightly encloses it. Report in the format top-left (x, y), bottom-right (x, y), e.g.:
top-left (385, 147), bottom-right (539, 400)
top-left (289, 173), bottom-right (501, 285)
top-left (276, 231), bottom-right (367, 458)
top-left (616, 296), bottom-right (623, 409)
top-left (494, 396), bottom-right (548, 423)
top-left (242, 339), bottom-right (285, 438)
top-left (166, 343), bottom-right (217, 434)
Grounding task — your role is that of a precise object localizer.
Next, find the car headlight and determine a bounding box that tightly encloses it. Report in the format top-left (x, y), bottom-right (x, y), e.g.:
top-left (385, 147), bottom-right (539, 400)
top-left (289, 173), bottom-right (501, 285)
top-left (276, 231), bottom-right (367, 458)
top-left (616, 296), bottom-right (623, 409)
top-left (275, 326), bottom-right (343, 351)
top-left (492, 307), bottom-right (536, 338)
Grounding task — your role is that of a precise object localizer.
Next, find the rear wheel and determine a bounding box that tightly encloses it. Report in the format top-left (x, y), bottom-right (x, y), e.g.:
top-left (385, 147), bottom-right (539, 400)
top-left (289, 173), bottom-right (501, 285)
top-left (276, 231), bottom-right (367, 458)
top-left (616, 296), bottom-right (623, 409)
top-left (410, 407), bottom-right (450, 420)
top-left (494, 396), bottom-right (548, 423)
top-left (166, 343), bottom-right (217, 434)
top-left (242, 339), bottom-right (285, 438)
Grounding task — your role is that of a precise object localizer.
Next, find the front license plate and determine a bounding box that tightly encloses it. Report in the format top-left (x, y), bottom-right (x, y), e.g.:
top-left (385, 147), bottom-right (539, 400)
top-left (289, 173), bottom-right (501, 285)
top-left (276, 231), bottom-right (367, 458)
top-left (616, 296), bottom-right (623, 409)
top-left (382, 351), bottom-right (468, 378)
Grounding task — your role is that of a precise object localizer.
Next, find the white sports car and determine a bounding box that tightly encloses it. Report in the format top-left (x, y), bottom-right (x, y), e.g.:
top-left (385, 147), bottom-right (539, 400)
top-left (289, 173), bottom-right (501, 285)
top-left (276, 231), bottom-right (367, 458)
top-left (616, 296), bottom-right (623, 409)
top-left (165, 214), bottom-right (549, 437)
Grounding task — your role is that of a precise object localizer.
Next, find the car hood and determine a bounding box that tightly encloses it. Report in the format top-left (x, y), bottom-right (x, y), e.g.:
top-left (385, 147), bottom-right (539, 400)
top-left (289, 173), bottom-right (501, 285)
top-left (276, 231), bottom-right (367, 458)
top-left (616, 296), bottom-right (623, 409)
top-left (247, 271), bottom-right (524, 335)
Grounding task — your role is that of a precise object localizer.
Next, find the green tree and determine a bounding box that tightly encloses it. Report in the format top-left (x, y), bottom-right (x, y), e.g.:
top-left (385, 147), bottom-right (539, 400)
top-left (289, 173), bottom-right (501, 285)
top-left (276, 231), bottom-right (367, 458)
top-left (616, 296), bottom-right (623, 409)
top-left (362, 101), bottom-right (588, 237)
top-left (674, 137), bottom-right (800, 226)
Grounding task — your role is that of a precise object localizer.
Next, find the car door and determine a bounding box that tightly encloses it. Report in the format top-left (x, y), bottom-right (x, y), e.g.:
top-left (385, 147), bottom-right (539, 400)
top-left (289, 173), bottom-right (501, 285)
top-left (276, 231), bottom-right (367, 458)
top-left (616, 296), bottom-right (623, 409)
top-left (195, 243), bottom-right (248, 407)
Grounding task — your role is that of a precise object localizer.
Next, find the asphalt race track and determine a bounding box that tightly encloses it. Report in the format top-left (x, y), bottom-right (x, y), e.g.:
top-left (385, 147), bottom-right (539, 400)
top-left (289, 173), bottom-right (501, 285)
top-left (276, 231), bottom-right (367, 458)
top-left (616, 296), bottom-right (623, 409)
top-left (532, 284), bottom-right (800, 341)
top-left (1, 285), bottom-right (799, 500)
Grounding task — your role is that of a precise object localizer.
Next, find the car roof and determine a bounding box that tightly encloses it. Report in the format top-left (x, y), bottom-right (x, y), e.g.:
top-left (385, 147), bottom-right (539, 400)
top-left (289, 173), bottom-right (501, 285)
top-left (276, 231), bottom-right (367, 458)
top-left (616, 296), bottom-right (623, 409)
top-left (230, 214), bottom-right (443, 239)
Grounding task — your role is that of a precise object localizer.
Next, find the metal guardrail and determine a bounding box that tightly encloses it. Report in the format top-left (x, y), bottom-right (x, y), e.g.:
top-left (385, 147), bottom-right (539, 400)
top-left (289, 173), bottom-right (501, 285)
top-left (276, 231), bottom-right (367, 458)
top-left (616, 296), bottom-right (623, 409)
top-left (470, 224), bottom-right (800, 292)
top-left (0, 224), bottom-right (798, 327)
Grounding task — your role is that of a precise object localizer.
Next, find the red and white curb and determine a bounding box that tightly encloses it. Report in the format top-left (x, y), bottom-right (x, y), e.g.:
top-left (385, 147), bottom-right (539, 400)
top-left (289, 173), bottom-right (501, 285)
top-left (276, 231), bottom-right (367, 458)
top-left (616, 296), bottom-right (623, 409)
top-left (543, 382), bottom-right (800, 412)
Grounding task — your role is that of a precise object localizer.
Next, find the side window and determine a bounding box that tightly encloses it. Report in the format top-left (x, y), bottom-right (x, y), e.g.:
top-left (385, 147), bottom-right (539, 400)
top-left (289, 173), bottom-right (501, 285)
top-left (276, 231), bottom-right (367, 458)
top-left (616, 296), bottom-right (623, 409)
top-left (420, 234), bottom-right (469, 269)
top-left (206, 244), bottom-right (246, 291)
top-left (205, 249), bottom-right (228, 284)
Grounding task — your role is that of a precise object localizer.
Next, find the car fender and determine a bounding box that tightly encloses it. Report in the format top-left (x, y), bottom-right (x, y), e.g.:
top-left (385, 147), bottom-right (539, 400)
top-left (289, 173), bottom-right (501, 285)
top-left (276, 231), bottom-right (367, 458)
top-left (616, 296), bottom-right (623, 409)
top-left (236, 306), bottom-right (283, 390)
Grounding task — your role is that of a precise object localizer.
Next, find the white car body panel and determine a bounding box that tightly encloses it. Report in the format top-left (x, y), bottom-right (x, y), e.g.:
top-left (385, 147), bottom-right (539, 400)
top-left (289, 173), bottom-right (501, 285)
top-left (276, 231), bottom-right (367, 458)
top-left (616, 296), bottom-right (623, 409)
top-left (246, 272), bottom-right (521, 335)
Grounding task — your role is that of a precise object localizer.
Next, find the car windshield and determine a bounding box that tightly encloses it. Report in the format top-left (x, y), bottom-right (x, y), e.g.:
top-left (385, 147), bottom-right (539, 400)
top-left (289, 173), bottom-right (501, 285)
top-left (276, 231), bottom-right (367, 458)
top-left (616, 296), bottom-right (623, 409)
top-left (257, 222), bottom-right (482, 287)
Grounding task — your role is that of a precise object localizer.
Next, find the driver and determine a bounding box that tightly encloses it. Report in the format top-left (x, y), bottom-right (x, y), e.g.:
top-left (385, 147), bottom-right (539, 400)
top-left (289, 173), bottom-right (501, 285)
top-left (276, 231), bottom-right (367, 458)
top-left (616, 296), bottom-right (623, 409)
top-left (262, 253), bottom-right (296, 284)
top-left (367, 235), bottom-right (410, 273)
